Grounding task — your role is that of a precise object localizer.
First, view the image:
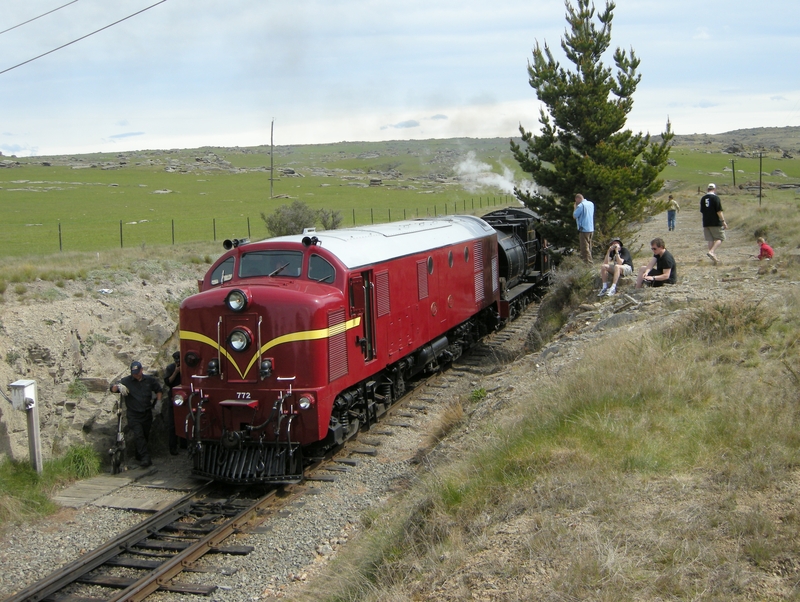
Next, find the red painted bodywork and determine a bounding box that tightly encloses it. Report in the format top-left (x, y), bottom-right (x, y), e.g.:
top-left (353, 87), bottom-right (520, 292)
top-left (172, 221), bottom-right (499, 451)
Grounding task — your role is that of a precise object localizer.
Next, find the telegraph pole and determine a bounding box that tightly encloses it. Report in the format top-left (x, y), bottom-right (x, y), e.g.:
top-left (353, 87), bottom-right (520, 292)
top-left (730, 158), bottom-right (736, 187)
top-left (270, 119), bottom-right (275, 199)
top-left (758, 152), bottom-right (763, 207)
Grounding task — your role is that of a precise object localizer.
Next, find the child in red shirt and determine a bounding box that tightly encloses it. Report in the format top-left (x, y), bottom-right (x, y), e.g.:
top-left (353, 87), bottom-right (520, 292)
top-left (756, 237), bottom-right (774, 260)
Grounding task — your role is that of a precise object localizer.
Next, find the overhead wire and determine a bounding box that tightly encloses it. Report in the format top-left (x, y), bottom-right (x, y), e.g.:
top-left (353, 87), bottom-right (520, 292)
top-left (0, 0), bottom-right (168, 76)
top-left (0, 0), bottom-right (80, 36)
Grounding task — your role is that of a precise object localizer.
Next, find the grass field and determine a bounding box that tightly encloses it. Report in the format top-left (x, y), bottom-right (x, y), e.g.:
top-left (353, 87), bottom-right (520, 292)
top-left (1, 136), bottom-right (798, 258)
top-left (0, 139), bottom-right (519, 257)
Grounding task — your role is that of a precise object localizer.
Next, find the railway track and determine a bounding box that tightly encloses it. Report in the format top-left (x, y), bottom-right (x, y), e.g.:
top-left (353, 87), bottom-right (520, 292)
top-left (5, 484), bottom-right (283, 602)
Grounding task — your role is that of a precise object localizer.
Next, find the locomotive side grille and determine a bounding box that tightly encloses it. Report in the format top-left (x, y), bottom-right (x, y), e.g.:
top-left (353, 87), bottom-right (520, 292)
top-left (474, 241), bottom-right (484, 270)
top-left (474, 241), bottom-right (485, 303)
top-left (492, 255), bottom-right (499, 293)
top-left (417, 260), bottom-right (429, 300)
top-left (376, 270), bottom-right (390, 317)
top-left (328, 308), bottom-right (348, 382)
top-left (474, 272), bottom-right (485, 302)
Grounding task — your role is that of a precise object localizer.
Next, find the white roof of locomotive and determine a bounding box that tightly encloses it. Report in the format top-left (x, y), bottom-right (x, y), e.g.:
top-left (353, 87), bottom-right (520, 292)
top-left (270, 215), bottom-right (495, 269)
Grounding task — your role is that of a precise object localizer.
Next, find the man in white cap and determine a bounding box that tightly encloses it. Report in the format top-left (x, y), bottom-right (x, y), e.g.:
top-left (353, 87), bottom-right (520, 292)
top-left (700, 183), bottom-right (727, 264)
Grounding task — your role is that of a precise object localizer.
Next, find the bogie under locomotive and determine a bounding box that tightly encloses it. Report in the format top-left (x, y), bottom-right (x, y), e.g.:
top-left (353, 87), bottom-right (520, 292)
top-left (172, 209), bottom-right (548, 484)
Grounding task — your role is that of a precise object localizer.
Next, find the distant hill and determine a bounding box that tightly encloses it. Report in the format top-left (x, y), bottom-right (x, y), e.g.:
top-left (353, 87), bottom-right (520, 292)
top-left (668, 126), bottom-right (800, 153)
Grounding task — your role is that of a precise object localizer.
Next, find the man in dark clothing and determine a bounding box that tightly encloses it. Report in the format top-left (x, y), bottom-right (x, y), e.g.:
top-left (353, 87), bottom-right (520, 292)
top-left (163, 351), bottom-right (181, 455)
top-left (110, 361), bottom-right (162, 467)
top-left (700, 183), bottom-right (728, 264)
top-left (597, 237), bottom-right (633, 297)
top-left (636, 238), bottom-right (677, 288)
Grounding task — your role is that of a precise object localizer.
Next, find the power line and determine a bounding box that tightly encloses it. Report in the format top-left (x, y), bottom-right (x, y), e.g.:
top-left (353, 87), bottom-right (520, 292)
top-left (0, 0), bottom-right (80, 36)
top-left (0, 0), bottom-right (168, 76)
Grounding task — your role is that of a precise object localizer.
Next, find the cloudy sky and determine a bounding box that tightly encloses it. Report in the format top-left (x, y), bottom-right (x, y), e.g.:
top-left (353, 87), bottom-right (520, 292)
top-left (1, 0), bottom-right (798, 157)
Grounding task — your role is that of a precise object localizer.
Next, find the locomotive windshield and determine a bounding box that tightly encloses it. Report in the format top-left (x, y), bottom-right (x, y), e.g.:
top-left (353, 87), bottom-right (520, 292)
top-left (209, 257), bottom-right (235, 286)
top-left (239, 250), bottom-right (303, 278)
top-left (308, 254), bottom-right (335, 283)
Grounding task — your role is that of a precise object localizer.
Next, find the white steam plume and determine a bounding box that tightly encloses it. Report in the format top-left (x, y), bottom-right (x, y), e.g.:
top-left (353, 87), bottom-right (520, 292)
top-left (454, 151), bottom-right (536, 198)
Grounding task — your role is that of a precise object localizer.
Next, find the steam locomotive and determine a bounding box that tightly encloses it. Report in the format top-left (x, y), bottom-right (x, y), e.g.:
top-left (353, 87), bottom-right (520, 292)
top-left (171, 207), bottom-right (550, 484)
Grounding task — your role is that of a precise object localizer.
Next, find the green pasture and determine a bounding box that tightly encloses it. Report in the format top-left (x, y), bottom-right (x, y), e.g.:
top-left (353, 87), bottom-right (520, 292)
top-left (664, 146), bottom-right (800, 193)
top-left (1, 137), bottom-right (797, 258)
top-left (0, 139), bottom-right (517, 257)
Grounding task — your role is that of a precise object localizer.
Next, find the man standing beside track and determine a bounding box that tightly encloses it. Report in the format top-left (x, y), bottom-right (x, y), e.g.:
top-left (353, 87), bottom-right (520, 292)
top-left (110, 361), bottom-right (162, 468)
top-left (163, 351), bottom-right (181, 455)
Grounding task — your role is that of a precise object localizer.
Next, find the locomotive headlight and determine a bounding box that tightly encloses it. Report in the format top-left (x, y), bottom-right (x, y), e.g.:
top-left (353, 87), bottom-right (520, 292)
top-left (225, 289), bottom-right (248, 312)
top-left (207, 358), bottom-right (220, 376)
top-left (228, 329), bottom-right (251, 352)
top-left (173, 393), bottom-right (185, 407)
top-left (298, 395), bottom-right (314, 410)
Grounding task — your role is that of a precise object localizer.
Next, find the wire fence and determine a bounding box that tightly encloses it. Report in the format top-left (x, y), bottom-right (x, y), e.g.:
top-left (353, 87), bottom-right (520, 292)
top-left (2, 195), bottom-right (514, 256)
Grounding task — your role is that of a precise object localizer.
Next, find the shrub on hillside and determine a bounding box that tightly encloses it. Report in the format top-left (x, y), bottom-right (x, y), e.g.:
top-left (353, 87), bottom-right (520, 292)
top-left (261, 200), bottom-right (318, 237)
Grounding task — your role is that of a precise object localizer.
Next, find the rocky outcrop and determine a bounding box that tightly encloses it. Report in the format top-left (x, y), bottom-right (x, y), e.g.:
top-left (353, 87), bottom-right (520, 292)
top-left (0, 275), bottom-right (197, 463)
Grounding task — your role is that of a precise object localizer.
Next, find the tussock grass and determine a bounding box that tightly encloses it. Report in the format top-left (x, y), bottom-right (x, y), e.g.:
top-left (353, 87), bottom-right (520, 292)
top-left (0, 446), bottom-right (101, 530)
top-left (1, 242), bottom-right (220, 287)
top-left (297, 293), bottom-right (800, 601)
top-left (532, 256), bottom-right (595, 343)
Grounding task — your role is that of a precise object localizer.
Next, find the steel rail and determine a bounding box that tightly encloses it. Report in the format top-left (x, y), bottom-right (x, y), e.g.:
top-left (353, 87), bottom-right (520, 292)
top-left (5, 483), bottom-right (213, 602)
top-left (107, 489), bottom-right (278, 601)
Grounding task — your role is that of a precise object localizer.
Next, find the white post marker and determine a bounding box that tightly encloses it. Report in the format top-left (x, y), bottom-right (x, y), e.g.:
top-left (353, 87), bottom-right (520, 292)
top-left (10, 379), bottom-right (42, 474)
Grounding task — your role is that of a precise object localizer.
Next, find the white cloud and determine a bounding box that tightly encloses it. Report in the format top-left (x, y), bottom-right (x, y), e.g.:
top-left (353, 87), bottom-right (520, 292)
top-left (0, 0), bottom-right (798, 156)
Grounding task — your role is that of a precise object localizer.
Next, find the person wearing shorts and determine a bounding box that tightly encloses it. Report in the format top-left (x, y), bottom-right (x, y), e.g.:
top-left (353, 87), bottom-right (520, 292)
top-left (597, 237), bottom-right (633, 297)
top-left (700, 183), bottom-right (727, 264)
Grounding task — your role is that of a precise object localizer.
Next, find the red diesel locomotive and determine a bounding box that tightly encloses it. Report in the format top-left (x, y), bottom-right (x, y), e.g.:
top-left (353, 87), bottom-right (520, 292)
top-left (172, 208), bottom-right (549, 484)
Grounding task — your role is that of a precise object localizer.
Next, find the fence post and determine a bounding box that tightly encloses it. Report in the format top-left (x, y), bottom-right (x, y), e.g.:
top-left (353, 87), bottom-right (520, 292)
top-left (58, 221), bottom-right (62, 252)
top-left (171, 219), bottom-right (175, 245)
top-left (119, 220), bottom-right (123, 248)
top-left (388, 208), bottom-right (391, 222)
top-left (353, 208), bottom-right (356, 225)
top-left (247, 217), bottom-right (251, 238)
top-left (371, 208), bottom-right (374, 224)
top-left (213, 218), bottom-right (216, 241)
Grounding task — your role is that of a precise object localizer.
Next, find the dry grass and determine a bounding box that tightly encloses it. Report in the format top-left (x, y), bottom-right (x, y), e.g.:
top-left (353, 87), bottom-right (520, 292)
top-left (2, 241), bottom-right (219, 287)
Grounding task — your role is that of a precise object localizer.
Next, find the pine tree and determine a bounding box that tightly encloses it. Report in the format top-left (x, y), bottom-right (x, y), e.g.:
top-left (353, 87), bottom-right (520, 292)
top-left (511, 0), bottom-right (673, 250)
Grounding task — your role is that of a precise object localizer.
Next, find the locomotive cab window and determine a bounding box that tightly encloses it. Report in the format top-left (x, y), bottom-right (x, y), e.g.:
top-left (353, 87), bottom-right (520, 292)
top-left (309, 255), bottom-right (336, 283)
top-left (210, 257), bottom-right (235, 286)
top-left (239, 250), bottom-right (302, 278)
